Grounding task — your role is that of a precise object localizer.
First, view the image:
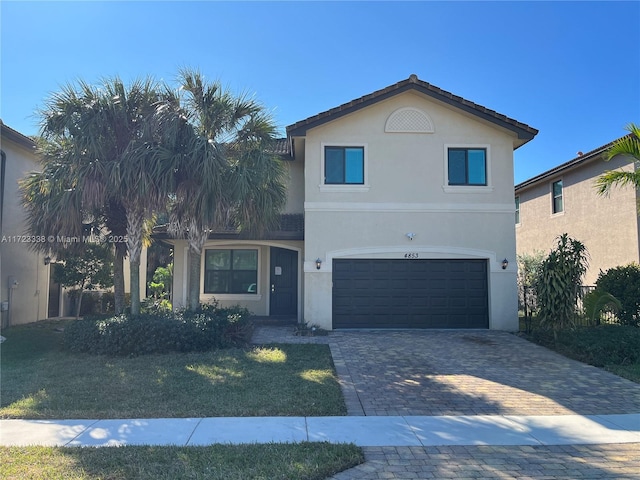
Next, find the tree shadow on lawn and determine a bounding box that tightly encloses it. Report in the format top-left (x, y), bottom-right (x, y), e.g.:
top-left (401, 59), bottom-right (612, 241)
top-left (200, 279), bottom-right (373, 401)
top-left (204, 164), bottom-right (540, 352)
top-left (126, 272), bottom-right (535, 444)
top-left (0, 322), bottom-right (346, 419)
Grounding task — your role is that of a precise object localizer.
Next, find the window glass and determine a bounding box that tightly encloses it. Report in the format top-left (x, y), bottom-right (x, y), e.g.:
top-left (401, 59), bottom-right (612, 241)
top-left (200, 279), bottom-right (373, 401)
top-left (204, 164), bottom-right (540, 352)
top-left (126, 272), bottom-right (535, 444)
top-left (552, 180), bottom-right (563, 213)
top-left (448, 149), bottom-right (467, 185)
top-left (205, 249), bottom-right (257, 294)
top-left (325, 147), bottom-right (344, 184)
top-left (206, 250), bottom-right (230, 270)
top-left (344, 148), bottom-right (364, 184)
top-left (515, 196), bottom-right (520, 224)
top-left (467, 149), bottom-right (486, 185)
top-left (324, 146), bottom-right (364, 184)
top-left (233, 250), bottom-right (257, 270)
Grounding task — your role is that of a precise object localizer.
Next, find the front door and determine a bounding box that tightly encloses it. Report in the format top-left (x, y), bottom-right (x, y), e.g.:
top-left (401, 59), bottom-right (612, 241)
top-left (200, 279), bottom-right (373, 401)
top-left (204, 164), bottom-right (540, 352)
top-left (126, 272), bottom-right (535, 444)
top-left (269, 248), bottom-right (298, 316)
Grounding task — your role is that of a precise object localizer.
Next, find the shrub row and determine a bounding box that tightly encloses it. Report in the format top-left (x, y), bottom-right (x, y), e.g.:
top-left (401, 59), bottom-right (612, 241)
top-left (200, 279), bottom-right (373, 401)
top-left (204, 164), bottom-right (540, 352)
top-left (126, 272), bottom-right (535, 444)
top-left (63, 303), bottom-right (253, 356)
top-left (529, 325), bottom-right (640, 367)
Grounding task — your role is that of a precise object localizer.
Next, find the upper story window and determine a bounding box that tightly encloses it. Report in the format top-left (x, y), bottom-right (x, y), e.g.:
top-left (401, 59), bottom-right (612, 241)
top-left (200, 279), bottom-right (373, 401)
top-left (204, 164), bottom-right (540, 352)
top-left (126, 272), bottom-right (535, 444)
top-left (324, 146), bottom-right (364, 185)
top-left (515, 196), bottom-right (520, 224)
top-left (447, 148), bottom-right (487, 186)
top-left (204, 249), bottom-right (258, 294)
top-left (552, 180), bottom-right (563, 214)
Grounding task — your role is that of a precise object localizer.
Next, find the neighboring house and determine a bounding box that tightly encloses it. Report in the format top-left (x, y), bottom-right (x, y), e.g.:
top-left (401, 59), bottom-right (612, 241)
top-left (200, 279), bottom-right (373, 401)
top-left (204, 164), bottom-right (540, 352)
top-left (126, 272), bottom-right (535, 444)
top-left (515, 137), bottom-right (639, 286)
top-left (1, 121), bottom-right (50, 326)
top-left (167, 75), bottom-right (537, 331)
top-left (0, 121), bottom-right (146, 325)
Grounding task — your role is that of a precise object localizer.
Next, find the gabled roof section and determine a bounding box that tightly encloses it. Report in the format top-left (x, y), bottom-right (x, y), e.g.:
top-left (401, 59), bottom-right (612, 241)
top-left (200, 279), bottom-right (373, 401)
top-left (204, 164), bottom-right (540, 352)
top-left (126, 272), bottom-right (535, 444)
top-left (0, 120), bottom-right (37, 150)
top-left (515, 135), bottom-right (630, 192)
top-left (286, 74), bottom-right (538, 147)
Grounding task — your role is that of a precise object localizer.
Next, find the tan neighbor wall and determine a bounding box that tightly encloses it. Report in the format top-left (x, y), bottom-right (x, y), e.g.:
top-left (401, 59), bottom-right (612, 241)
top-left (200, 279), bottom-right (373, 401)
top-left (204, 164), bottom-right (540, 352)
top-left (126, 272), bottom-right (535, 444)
top-left (516, 154), bottom-right (639, 285)
top-left (1, 135), bottom-right (50, 326)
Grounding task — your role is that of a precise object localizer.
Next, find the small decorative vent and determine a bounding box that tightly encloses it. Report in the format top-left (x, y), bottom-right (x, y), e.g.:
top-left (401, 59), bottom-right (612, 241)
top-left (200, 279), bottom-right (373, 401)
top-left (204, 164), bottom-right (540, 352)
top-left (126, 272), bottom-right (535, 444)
top-left (385, 107), bottom-right (434, 133)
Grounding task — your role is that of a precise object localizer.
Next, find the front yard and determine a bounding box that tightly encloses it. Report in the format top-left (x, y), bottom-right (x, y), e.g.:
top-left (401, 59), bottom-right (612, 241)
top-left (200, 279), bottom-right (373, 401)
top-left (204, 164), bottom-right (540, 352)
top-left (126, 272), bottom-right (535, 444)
top-left (0, 319), bottom-right (345, 419)
top-left (0, 319), bottom-right (361, 480)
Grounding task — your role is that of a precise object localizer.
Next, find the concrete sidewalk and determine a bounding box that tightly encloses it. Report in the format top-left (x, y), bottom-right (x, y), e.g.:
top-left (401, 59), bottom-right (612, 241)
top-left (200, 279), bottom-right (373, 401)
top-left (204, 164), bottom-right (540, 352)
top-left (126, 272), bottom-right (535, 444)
top-left (2, 413), bottom-right (638, 448)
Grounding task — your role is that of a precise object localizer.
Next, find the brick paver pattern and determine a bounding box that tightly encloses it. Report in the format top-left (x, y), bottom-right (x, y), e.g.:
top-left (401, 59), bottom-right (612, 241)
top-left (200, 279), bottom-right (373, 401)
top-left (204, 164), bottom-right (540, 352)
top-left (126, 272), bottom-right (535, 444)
top-left (252, 326), bottom-right (640, 479)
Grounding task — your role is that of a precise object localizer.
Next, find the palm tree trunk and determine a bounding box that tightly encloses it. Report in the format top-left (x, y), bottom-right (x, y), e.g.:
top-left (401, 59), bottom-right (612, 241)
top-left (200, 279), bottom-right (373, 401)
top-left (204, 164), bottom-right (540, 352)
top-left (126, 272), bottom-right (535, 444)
top-left (126, 206), bottom-right (144, 316)
top-left (186, 223), bottom-right (208, 310)
top-left (75, 288), bottom-right (84, 319)
top-left (113, 243), bottom-right (126, 314)
top-left (188, 247), bottom-right (201, 310)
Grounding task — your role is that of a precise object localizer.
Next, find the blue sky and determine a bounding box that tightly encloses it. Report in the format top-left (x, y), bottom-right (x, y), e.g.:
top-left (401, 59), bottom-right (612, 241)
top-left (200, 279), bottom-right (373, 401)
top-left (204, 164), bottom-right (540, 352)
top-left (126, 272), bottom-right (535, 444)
top-left (1, 1), bottom-right (638, 183)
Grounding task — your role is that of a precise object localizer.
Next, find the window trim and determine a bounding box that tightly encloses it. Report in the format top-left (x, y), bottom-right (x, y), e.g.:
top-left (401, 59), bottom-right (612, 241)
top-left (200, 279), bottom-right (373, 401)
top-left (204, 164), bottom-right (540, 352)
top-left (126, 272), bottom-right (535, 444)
top-left (551, 179), bottom-right (564, 215)
top-left (320, 143), bottom-right (369, 192)
top-left (442, 144), bottom-right (493, 193)
top-left (203, 248), bottom-right (260, 296)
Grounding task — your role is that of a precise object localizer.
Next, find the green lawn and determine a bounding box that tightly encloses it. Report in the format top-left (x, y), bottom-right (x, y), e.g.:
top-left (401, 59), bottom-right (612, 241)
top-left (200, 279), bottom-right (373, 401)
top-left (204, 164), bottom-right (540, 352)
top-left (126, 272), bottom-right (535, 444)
top-left (0, 443), bottom-right (365, 480)
top-left (0, 319), bottom-right (346, 418)
top-left (0, 320), bottom-right (363, 479)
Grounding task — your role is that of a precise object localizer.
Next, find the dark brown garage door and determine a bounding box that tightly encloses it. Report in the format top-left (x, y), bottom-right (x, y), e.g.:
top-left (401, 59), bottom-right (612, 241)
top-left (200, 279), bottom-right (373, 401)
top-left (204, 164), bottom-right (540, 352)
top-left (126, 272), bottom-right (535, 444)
top-left (332, 259), bottom-right (488, 329)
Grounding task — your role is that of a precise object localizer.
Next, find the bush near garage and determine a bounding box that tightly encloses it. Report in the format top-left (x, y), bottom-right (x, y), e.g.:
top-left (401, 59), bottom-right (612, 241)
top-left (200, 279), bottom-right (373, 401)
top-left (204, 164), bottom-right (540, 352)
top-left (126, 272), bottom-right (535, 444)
top-left (63, 302), bottom-right (253, 356)
top-left (528, 325), bottom-right (640, 367)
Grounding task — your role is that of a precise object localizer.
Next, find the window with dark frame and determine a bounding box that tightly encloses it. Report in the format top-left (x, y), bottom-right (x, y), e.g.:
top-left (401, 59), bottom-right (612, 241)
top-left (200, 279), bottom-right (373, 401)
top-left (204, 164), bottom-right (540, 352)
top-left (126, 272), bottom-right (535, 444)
top-left (204, 249), bottom-right (258, 294)
top-left (447, 148), bottom-right (487, 186)
top-left (324, 146), bottom-right (364, 185)
top-left (515, 196), bottom-right (520, 224)
top-left (552, 180), bottom-right (563, 214)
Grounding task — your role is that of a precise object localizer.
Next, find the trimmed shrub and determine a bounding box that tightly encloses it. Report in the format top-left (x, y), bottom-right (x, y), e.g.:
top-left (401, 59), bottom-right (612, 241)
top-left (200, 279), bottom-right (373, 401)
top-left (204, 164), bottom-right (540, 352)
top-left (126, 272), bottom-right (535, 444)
top-left (595, 264), bottom-right (640, 327)
top-left (63, 303), bottom-right (253, 356)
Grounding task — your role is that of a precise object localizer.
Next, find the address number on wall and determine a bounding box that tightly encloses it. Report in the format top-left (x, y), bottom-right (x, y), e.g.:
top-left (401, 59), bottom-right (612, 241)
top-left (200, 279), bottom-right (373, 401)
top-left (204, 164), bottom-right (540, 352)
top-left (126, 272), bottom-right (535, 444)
top-left (404, 253), bottom-right (419, 259)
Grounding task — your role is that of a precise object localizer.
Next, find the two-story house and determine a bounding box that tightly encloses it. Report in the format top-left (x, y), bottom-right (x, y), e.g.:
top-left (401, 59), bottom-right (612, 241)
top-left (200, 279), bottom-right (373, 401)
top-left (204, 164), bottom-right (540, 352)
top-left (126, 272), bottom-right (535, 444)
top-left (515, 137), bottom-right (639, 286)
top-left (168, 75), bottom-right (537, 331)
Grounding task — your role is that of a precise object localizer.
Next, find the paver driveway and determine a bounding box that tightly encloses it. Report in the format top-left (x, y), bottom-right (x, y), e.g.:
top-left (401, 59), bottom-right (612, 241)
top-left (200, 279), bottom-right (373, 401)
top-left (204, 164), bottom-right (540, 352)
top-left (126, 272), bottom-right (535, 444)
top-left (252, 327), bottom-right (640, 479)
top-left (327, 330), bottom-right (640, 417)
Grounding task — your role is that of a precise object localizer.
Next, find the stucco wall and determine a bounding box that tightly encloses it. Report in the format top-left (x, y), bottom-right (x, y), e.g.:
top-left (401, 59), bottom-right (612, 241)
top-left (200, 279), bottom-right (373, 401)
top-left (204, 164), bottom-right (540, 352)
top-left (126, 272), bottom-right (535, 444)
top-left (1, 136), bottom-right (50, 326)
top-left (171, 239), bottom-right (304, 318)
top-left (516, 154), bottom-right (639, 285)
top-left (301, 91), bottom-right (520, 330)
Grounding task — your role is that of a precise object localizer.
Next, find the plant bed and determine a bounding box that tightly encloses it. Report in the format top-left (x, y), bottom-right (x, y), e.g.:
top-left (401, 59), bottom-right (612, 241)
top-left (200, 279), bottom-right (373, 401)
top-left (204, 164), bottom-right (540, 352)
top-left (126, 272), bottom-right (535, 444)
top-left (523, 324), bottom-right (640, 383)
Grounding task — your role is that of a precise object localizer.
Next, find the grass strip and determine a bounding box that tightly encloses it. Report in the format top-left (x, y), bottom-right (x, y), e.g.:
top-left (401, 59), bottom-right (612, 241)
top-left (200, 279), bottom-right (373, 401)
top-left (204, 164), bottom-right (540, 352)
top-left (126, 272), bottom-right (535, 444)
top-left (0, 443), bottom-right (364, 480)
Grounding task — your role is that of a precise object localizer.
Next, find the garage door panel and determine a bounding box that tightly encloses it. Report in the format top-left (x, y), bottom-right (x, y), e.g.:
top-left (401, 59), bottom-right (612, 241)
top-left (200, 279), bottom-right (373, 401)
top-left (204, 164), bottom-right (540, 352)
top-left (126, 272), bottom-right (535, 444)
top-left (333, 259), bottom-right (488, 329)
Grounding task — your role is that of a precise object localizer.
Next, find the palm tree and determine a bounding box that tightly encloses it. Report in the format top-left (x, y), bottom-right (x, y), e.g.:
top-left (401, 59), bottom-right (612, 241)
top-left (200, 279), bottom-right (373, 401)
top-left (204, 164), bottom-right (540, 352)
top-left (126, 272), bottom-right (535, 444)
top-left (595, 123), bottom-right (640, 197)
top-left (29, 77), bottom-right (172, 315)
top-left (165, 69), bottom-right (288, 310)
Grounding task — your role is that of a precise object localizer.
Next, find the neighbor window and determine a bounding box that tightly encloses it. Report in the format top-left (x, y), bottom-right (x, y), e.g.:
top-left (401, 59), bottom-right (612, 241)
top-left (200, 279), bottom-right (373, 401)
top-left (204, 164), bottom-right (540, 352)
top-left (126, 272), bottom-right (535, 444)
top-left (204, 249), bottom-right (258, 294)
top-left (552, 180), bottom-right (563, 214)
top-left (447, 148), bottom-right (487, 186)
top-left (324, 146), bottom-right (364, 184)
top-left (515, 196), bottom-right (520, 224)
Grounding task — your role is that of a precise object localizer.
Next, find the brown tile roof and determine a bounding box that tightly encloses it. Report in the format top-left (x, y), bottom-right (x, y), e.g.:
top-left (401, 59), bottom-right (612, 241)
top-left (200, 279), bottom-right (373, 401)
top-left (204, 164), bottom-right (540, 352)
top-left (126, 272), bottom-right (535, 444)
top-left (514, 134), bottom-right (631, 192)
top-left (286, 74), bottom-right (538, 147)
top-left (153, 213), bottom-right (304, 241)
top-left (271, 137), bottom-right (291, 156)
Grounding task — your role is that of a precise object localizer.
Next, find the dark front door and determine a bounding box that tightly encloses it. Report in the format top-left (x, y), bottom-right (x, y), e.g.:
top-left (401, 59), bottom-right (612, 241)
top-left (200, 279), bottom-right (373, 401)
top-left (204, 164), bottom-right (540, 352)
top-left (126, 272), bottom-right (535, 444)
top-left (269, 248), bottom-right (298, 316)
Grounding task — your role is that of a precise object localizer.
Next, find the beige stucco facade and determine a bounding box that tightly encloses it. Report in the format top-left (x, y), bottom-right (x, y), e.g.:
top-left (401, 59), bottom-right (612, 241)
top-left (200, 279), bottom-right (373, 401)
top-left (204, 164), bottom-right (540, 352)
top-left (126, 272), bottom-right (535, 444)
top-left (1, 126), bottom-right (50, 326)
top-left (516, 147), bottom-right (639, 285)
top-left (299, 91), bottom-right (523, 330)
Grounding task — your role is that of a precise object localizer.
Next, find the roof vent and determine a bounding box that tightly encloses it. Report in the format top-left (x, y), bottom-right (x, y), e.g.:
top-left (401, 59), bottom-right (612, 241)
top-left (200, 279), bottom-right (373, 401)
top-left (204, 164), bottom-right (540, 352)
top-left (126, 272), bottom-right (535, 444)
top-left (409, 74), bottom-right (418, 82)
top-left (577, 151), bottom-right (584, 156)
